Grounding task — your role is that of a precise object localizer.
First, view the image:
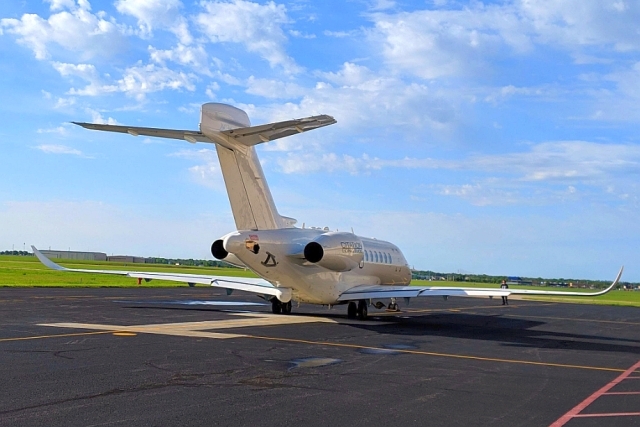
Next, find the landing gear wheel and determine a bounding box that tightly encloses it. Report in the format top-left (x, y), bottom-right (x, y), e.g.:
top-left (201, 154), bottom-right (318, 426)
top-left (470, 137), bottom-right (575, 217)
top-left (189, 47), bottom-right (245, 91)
top-left (271, 299), bottom-right (282, 314)
top-left (387, 302), bottom-right (399, 312)
top-left (347, 301), bottom-right (357, 319)
top-left (357, 299), bottom-right (368, 320)
top-left (281, 301), bottom-right (292, 315)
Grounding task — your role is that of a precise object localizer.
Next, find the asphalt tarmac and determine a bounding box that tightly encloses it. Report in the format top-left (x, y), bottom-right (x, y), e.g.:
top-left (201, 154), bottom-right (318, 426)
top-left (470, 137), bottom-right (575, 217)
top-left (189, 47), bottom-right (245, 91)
top-left (1, 288), bottom-right (639, 427)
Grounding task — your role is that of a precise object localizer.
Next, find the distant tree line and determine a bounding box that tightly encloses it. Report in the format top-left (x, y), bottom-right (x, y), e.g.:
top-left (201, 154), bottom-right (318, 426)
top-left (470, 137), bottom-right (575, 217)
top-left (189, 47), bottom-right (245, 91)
top-left (411, 269), bottom-right (634, 288)
top-left (146, 257), bottom-right (238, 268)
top-left (0, 250), bottom-right (33, 256)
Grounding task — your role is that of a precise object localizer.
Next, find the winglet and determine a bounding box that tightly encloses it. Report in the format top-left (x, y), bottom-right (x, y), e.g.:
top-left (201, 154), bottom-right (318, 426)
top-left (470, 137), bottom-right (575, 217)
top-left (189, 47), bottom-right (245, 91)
top-left (604, 265), bottom-right (624, 294)
top-left (568, 265), bottom-right (624, 297)
top-left (31, 246), bottom-right (67, 271)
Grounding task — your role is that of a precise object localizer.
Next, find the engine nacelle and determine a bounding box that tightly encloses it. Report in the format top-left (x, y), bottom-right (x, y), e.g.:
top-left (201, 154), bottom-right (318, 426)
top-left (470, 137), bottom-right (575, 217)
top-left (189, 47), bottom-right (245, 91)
top-left (303, 232), bottom-right (363, 272)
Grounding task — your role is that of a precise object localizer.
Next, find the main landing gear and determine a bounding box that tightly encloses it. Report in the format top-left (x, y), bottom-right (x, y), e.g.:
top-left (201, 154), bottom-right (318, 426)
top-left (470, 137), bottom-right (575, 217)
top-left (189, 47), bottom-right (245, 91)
top-left (271, 299), bottom-right (292, 315)
top-left (347, 300), bottom-right (368, 320)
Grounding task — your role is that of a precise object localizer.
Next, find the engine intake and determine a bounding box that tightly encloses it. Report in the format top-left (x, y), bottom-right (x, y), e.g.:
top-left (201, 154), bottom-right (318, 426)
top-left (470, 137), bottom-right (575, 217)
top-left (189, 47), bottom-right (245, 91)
top-left (303, 232), bottom-right (363, 272)
top-left (303, 242), bottom-right (323, 263)
top-left (211, 239), bottom-right (228, 260)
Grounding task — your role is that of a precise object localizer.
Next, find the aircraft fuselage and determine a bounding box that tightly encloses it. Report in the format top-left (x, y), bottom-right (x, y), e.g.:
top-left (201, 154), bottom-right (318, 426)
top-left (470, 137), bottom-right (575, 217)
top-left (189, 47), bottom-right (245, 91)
top-left (218, 228), bottom-right (412, 305)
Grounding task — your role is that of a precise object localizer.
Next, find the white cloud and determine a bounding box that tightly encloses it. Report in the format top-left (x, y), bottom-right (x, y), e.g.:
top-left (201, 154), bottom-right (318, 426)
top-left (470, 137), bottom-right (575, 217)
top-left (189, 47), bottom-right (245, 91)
top-left (52, 62), bottom-right (111, 96)
top-left (46, 0), bottom-right (77, 11)
top-left (115, 0), bottom-right (193, 44)
top-left (274, 140), bottom-right (640, 207)
top-left (35, 144), bottom-right (87, 157)
top-left (149, 43), bottom-right (211, 73)
top-left (86, 108), bottom-right (120, 125)
top-left (244, 76), bottom-right (305, 99)
top-left (250, 62), bottom-right (459, 136)
top-left (465, 141), bottom-right (640, 184)
top-left (366, 1), bottom-right (640, 81)
top-left (288, 30), bottom-right (315, 39)
top-left (0, 2), bottom-right (127, 60)
top-left (52, 61), bottom-right (197, 100)
top-left (54, 96), bottom-right (77, 109)
top-left (37, 126), bottom-right (68, 135)
top-left (368, 5), bottom-right (532, 79)
top-left (205, 82), bottom-right (220, 99)
top-left (323, 30), bottom-right (358, 38)
top-left (117, 63), bottom-right (197, 100)
top-left (169, 148), bottom-right (225, 190)
top-left (369, 0), bottom-right (396, 11)
top-left (196, 0), bottom-right (301, 73)
top-left (520, 0), bottom-right (640, 52)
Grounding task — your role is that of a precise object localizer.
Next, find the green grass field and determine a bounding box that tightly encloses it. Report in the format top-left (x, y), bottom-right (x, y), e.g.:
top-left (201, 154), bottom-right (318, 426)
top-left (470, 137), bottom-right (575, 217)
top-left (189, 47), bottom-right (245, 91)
top-left (0, 255), bottom-right (258, 287)
top-left (2, 255), bottom-right (638, 307)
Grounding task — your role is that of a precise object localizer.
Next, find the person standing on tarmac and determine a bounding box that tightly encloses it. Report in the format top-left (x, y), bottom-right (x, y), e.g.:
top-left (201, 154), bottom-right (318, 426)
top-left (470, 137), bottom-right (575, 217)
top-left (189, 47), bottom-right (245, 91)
top-left (500, 280), bottom-right (509, 305)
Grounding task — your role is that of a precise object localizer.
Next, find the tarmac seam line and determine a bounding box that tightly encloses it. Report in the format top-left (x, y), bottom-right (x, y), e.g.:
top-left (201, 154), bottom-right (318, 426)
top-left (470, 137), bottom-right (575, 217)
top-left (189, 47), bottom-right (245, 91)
top-left (243, 334), bottom-right (626, 373)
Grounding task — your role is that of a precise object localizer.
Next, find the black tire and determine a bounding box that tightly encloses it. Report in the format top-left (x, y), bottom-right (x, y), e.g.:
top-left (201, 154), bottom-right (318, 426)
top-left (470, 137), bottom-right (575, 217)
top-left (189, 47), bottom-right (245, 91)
top-left (357, 300), bottom-right (368, 320)
top-left (347, 301), bottom-right (357, 319)
top-left (271, 299), bottom-right (281, 314)
top-left (282, 301), bottom-right (292, 314)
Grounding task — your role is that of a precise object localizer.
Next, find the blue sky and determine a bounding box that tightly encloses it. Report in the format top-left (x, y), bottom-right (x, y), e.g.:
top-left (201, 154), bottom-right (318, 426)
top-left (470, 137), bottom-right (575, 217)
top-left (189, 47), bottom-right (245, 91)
top-left (1, 0), bottom-right (639, 281)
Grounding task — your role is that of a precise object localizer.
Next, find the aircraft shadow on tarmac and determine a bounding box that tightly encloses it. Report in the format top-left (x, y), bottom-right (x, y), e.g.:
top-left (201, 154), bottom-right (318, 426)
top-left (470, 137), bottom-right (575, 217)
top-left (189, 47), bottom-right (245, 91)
top-left (356, 313), bottom-right (640, 355)
top-left (121, 303), bottom-right (640, 356)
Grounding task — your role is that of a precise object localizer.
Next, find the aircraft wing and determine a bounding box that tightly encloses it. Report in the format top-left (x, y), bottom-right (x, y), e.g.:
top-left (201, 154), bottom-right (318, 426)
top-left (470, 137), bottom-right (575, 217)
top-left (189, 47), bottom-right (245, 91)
top-left (71, 122), bottom-right (213, 143)
top-left (221, 115), bottom-right (336, 146)
top-left (337, 266), bottom-right (624, 301)
top-left (32, 246), bottom-right (290, 301)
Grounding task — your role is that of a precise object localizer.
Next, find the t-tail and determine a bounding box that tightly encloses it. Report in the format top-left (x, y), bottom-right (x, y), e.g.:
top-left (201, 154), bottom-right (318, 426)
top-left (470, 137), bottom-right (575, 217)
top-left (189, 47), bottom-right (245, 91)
top-left (73, 103), bottom-right (336, 231)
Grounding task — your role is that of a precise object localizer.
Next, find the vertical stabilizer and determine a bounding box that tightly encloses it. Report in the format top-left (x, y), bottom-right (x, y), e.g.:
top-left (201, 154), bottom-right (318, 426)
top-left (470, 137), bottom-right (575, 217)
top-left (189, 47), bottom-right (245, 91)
top-left (71, 103), bottom-right (335, 232)
top-left (200, 103), bottom-right (285, 231)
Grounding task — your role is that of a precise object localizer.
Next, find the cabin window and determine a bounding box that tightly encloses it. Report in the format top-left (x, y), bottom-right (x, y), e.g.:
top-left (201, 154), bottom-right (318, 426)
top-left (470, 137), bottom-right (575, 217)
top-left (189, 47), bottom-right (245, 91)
top-left (374, 251), bottom-right (379, 263)
top-left (364, 250), bottom-right (369, 262)
top-left (383, 253), bottom-right (388, 264)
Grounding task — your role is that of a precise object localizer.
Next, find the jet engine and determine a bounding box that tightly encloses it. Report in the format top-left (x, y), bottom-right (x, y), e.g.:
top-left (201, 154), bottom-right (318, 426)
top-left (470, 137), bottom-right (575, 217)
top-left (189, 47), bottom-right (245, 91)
top-left (211, 239), bottom-right (228, 260)
top-left (303, 232), bottom-right (363, 272)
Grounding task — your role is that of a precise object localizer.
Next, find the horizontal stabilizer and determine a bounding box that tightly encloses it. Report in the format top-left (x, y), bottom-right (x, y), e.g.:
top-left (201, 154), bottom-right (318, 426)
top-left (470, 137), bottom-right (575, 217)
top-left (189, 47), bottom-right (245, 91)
top-left (71, 113), bottom-right (336, 147)
top-left (221, 115), bottom-right (336, 146)
top-left (71, 122), bottom-right (212, 144)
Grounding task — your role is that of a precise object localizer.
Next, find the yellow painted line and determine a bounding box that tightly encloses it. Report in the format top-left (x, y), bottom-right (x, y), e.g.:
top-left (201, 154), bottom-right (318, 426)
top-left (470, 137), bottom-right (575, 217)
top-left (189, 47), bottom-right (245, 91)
top-left (243, 334), bottom-right (625, 373)
top-left (0, 330), bottom-right (114, 343)
top-left (39, 323), bottom-right (246, 339)
top-left (112, 332), bottom-right (137, 336)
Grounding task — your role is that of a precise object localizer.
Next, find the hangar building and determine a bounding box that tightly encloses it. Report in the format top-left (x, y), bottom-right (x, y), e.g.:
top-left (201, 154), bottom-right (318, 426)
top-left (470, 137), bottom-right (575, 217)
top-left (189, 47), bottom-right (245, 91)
top-left (40, 250), bottom-right (107, 261)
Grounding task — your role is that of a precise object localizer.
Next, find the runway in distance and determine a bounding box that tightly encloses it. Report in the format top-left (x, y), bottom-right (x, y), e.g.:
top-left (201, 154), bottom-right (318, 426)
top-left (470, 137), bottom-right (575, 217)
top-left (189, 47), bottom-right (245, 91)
top-left (33, 103), bottom-right (624, 319)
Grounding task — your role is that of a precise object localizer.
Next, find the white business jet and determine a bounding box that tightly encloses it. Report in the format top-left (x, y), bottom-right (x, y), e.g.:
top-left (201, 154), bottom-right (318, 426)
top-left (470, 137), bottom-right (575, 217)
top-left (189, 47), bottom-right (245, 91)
top-left (33, 103), bottom-right (624, 319)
